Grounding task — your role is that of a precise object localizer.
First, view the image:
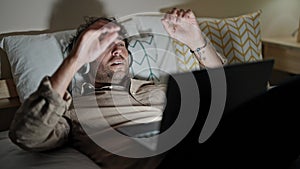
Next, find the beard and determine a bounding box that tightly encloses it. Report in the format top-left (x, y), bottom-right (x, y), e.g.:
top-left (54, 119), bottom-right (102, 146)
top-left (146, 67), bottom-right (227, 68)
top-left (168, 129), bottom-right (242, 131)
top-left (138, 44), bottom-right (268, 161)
top-left (89, 54), bottom-right (131, 87)
top-left (93, 67), bottom-right (130, 86)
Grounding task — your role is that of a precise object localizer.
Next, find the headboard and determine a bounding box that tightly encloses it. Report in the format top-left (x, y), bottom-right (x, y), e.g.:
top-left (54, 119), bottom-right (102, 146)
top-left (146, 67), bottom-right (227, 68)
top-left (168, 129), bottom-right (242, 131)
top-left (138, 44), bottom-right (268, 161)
top-left (0, 79), bottom-right (20, 131)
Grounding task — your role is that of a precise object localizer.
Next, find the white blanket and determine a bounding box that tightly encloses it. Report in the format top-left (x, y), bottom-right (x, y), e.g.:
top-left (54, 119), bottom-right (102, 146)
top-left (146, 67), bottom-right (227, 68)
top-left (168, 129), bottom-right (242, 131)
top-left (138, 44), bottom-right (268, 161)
top-left (0, 131), bottom-right (100, 169)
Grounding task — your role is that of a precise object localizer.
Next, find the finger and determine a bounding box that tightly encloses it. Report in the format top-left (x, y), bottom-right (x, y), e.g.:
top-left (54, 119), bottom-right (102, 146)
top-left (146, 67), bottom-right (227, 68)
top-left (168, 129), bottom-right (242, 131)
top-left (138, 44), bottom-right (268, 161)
top-left (104, 22), bottom-right (120, 29)
top-left (170, 8), bottom-right (179, 16)
top-left (163, 13), bottom-right (176, 24)
top-left (102, 31), bottom-right (119, 43)
top-left (176, 9), bottom-right (184, 22)
top-left (100, 24), bottom-right (121, 34)
top-left (88, 20), bottom-right (117, 30)
top-left (98, 31), bottom-right (119, 48)
top-left (98, 27), bottom-right (120, 41)
top-left (161, 19), bottom-right (174, 36)
top-left (161, 19), bottom-right (170, 30)
top-left (169, 14), bottom-right (177, 23)
top-left (94, 24), bottom-right (120, 43)
top-left (164, 13), bottom-right (172, 22)
top-left (164, 8), bottom-right (176, 23)
top-left (182, 9), bottom-right (190, 18)
top-left (178, 9), bottom-right (184, 17)
top-left (183, 9), bottom-right (195, 18)
top-left (168, 8), bottom-right (178, 15)
top-left (164, 8), bottom-right (179, 22)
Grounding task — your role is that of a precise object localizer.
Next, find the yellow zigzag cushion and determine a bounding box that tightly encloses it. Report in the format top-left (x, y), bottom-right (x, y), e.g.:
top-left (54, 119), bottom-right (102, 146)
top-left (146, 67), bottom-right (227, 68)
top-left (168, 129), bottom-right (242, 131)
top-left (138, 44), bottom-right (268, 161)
top-left (173, 10), bottom-right (262, 72)
top-left (173, 40), bottom-right (201, 72)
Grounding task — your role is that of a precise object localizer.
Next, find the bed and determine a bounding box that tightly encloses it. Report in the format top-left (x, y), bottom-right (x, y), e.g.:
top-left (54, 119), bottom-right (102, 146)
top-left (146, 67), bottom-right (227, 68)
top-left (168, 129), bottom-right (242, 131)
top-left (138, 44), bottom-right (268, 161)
top-left (0, 11), bottom-right (266, 169)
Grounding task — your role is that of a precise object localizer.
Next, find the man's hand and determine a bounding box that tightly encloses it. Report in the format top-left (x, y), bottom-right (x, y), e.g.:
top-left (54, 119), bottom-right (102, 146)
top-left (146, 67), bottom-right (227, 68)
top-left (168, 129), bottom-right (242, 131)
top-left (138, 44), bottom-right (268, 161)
top-left (50, 21), bottom-right (120, 97)
top-left (161, 8), bottom-right (205, 51)
top-left (70, 22), bottom-right (120, 71)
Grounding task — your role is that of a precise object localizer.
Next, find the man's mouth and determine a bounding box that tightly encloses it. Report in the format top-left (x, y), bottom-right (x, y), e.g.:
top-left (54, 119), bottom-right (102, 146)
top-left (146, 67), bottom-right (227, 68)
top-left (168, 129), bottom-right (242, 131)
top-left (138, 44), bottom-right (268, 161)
top-left (110, 60), bottom-right (125, 66)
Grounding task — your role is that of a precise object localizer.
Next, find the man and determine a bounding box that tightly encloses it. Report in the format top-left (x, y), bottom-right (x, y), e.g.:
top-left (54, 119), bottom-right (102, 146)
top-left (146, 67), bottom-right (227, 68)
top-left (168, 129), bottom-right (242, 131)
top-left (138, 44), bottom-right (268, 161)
top-left (9, 8), bottom-right (226, 169)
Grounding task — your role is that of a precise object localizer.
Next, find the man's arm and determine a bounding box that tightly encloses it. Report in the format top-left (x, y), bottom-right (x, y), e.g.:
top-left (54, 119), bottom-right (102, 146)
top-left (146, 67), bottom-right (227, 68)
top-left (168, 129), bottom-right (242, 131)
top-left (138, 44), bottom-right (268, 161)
top-left (162, 8), bottom-right (226, 68)
top-left (9, 21), bottom-right (121, 151)
top-left (8, 77), bottom-right (72, 151)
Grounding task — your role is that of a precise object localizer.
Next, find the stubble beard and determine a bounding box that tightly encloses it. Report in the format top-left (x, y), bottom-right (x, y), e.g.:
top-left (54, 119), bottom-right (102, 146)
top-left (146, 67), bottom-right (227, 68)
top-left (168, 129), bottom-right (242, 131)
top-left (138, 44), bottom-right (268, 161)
top-left (95, 68), bottom-right (130, 86)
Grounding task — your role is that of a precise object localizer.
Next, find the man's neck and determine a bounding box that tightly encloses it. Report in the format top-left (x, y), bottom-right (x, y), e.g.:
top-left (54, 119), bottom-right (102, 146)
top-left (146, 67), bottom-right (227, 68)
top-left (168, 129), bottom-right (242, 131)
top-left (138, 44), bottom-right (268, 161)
top-left (94, 77), bottom-right (131, 91)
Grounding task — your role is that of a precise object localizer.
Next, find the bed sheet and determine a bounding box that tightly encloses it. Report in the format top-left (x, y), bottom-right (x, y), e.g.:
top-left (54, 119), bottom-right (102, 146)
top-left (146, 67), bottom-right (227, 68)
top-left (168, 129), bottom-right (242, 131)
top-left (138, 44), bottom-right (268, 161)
top-left (0, 131), bottom-right (100, 169)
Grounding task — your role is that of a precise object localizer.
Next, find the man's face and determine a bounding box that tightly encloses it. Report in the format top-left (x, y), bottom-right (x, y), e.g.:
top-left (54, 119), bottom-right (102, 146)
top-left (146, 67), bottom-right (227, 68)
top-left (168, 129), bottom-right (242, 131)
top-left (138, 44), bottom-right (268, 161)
top-left (89, 20), bottom-right (130, 85)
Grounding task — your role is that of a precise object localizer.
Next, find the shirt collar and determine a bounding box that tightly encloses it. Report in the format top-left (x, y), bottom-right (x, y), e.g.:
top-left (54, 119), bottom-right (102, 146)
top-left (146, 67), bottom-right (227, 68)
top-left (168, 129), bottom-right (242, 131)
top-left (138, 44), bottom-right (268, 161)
top-left (80, 78), bottom-right (154, 95)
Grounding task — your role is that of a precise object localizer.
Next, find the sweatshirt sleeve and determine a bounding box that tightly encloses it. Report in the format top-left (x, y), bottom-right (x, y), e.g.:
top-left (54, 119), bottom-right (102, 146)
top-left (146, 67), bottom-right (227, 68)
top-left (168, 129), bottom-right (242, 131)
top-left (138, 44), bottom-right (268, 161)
top-left (9, 76), bottom-right (72, 152)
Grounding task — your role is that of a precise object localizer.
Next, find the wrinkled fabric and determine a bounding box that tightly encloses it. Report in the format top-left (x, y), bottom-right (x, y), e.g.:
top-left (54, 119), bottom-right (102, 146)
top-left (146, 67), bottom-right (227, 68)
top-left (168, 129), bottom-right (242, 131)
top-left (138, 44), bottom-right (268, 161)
top-left (9, 76), bottom-right (166, 169)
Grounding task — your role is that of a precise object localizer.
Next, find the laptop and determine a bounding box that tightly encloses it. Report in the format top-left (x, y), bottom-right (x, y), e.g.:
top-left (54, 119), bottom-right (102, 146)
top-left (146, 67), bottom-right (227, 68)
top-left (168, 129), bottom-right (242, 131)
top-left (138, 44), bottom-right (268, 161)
top-left (117, 59), bottom-right (274, 143)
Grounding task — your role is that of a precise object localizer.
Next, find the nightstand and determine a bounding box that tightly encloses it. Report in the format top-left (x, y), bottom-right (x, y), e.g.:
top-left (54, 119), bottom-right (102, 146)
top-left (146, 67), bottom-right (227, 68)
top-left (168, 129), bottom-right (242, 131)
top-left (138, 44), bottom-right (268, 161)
top-left (262, 37), bottom-right (300, 74)
top-left (262, 37), bottom-right (300, 85)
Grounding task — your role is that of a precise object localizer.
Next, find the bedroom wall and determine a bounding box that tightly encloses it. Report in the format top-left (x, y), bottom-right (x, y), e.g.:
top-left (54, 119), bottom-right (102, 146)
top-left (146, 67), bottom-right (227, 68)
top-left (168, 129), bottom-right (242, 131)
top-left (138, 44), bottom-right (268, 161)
top-left (0, 0), bottom-right (299, 38)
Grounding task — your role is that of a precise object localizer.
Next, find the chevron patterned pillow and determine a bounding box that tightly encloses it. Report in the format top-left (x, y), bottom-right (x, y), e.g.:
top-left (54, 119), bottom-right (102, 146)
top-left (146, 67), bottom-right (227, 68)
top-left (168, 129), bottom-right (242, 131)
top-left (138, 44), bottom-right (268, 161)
top-left (173, 10), bottom-right (262, 72)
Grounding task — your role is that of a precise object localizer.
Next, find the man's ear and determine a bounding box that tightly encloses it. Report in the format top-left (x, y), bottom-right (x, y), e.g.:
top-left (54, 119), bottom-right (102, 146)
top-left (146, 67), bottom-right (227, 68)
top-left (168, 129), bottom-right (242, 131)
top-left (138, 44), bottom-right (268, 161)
top-left (128, 50), bottom-right (133, 67)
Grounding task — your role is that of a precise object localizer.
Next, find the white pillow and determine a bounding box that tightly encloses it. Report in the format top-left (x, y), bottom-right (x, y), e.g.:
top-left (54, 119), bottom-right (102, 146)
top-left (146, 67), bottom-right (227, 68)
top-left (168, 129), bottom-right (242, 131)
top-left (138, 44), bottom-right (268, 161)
top-left (0, 33), bottom-right (66, 102)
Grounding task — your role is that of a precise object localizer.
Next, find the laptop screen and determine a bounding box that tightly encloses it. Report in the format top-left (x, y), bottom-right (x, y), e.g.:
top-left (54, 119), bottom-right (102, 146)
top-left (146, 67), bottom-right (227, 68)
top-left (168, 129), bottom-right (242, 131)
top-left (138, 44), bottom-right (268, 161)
top-left (160, 59), bottom-right (274, 134)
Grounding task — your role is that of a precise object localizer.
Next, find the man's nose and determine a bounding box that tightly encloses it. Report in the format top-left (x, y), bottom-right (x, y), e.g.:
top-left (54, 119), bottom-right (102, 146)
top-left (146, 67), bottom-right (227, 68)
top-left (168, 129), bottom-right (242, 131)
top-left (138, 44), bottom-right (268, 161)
top-left (112, 46), bottom-right (122, 57)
